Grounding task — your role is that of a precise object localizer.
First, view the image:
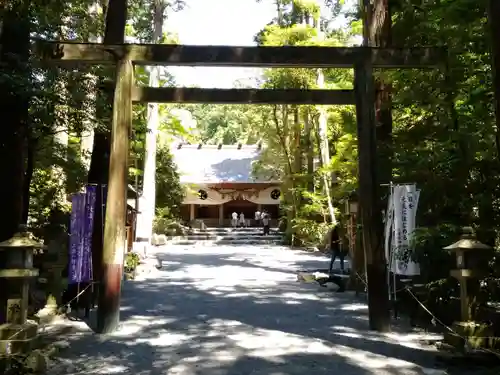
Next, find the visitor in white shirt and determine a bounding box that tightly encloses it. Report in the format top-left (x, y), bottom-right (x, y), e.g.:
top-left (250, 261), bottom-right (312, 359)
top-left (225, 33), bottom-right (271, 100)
top-left (239, 212), bottom-right (246, 227)
top-left (254, 210), bottom-right (261, 227)
top-left (231, 212), bottom-right (238, 228)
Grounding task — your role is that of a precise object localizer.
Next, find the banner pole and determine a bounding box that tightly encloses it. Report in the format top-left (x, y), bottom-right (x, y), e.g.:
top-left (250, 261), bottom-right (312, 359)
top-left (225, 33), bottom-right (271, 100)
top-left (385, 182), bottom-right (394, 304)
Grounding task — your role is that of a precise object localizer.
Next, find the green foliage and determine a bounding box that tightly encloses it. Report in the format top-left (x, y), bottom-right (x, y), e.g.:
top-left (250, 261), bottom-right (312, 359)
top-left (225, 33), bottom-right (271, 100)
top-left (128, 0), bottom-right (185, 41)
top-left (178, 103), bottom-right (264, 144)
top-left (153, 207), bottom-right (183, 235)
top-left (124, 252), bottom-right (141, 273)
top-left (409, 224), bottom-right (461, 281)
top-left (155, 146), bottom-right (184, 217)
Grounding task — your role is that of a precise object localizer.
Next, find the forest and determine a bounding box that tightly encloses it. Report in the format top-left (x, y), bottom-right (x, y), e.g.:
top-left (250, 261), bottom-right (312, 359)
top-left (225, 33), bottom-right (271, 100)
top-left (2, 0), bottom-right (500, 355)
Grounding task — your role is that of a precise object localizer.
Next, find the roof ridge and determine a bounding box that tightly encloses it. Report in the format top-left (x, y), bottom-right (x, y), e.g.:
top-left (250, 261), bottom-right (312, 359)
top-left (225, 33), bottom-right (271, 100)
top-left (173, 143), bottom-right (263, 150)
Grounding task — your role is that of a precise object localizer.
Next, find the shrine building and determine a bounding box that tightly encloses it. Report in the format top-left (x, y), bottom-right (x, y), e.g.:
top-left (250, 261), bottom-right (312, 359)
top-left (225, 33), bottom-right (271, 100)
top-left (171, 143), bottom-right (282, 227)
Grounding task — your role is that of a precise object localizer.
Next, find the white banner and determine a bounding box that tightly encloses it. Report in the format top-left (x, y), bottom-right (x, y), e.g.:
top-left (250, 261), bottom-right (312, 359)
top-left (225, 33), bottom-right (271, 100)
top-left (388, 184), bottom-right (421, 276)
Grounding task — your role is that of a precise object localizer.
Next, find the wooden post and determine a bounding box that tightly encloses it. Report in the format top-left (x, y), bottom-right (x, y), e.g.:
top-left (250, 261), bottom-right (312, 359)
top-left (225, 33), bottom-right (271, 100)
top-left (96, 58), bottom-right (133, 334)
top-left (190, 204), bottom-right (195, 221)
top-left (218, 204), bottom-right (224, 226)
top-left (354, 56), bottom-right (391, 332)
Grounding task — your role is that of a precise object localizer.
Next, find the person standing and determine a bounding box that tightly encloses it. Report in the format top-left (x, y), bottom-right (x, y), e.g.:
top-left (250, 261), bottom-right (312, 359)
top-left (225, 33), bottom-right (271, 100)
top-left (262, 212), bottom-right (270, 235)
top-left (254, 210), bottom-right (261, 227)
top-left (231, 211), bottom-right (238, 228)
top-left (326, 224), bottom-right (346, 274)
top-left (239, 212), bottom-right (246, 227)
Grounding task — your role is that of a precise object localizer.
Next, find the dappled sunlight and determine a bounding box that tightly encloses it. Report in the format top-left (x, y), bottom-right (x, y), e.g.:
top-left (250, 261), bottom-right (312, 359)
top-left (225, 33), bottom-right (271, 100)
top-left (328, 325), bottom-right (442, 352)
top-left (95, 365), bottom-right (128, 374)
top-left (340, 303), bottom-right (368, 311)
top-left (134, 331), bottom-right (196, 347)
top-left (280, 291), bottom-right (323, 301)
top-left (48, 245), bottom-right (447, 375)
top-left (110, 315), bottom-right (178, 337)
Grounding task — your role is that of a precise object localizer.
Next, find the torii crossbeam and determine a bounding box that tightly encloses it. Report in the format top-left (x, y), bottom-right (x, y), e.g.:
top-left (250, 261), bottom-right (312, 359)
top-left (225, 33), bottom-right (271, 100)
top-left (35, 40), bottom-right (444, 68)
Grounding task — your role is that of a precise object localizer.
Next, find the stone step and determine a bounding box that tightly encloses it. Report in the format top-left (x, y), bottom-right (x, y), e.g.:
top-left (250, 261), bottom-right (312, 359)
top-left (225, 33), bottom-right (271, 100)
top-left (192, 228), bottom-right (281, 234)
top-left (172, 234), bottom-right (282, 243)
top-left (178, 235), bottom-right (219, 240)
top-left (216, 235), bottom-right (282, 240)
top-left (171, 239), bottom-right (283, 246)
top-left (197, 226), bottom-right (279, 230)
top-left (216, 239), bottom-right (283, 245)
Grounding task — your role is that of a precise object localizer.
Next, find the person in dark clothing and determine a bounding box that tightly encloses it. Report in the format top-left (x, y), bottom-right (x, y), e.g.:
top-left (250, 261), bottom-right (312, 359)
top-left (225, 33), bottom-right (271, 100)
top-left (317, 224), bottom-right (348, 290)
top-left (328, 224), bottom-right (347, 274)
top-left (262, 212), bottom-right (270, 235)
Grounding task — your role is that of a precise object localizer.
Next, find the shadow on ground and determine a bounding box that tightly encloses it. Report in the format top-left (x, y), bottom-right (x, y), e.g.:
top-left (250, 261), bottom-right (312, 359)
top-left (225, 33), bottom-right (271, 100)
top-left (47, 246), bottom-right (446, 375)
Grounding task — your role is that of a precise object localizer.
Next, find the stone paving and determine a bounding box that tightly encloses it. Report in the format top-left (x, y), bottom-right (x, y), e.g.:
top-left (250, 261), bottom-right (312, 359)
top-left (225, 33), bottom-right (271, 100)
top-left (48, 244), bottom-right (448, 375)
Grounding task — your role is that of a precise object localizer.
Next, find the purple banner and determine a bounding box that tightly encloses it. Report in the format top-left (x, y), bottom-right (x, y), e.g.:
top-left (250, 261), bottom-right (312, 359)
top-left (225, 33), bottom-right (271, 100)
top-left (69, 193), bottom-right (86, 284)
top-left (68, 185), bottom-right (98, 284)
top-left (81, 185), bottom-right (97, 282)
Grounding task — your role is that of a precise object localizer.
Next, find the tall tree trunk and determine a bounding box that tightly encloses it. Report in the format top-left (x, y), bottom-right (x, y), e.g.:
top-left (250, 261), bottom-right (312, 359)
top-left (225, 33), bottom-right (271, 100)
top-left (315, 8), bottom-right (336, 225)
top-left (136, 0), bottom-right (164, 242)
top-left (293, 106), bottom-right (302, 192)
top-left (304, 110), bottom-right (314, 192)
top-left (368, 0), bottom-right (393, 189)
top-left (0, 3), bottom-right (30, 241)
top-left (487, 0), bottom-right (500, 159)
top-left (80, 4), bottom-right (101, 175)
top-left (359, 0), bottom-right (391, 332)
top-left (273, 105), bottom-right (296, 243)
top-left (80, 126), bottom-right (95, 173)
top-left (22, 137), bottom-right (36, 224)
top-left (53, 74), bottom-right (70, 203)
top-left (87, 0), bottom-right (128, 288)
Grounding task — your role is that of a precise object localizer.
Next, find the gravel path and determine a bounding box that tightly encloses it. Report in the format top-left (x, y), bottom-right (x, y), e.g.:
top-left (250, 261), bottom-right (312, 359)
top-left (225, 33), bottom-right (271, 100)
top-left (48, 244), bottom-right (448, 375)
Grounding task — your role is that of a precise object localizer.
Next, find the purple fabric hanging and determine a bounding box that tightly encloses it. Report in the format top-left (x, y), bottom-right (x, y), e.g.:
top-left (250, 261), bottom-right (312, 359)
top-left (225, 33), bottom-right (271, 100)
top-left (69, 193), bottom-right (86, 284)
top-left (81, 185), bottom-right (97, 282)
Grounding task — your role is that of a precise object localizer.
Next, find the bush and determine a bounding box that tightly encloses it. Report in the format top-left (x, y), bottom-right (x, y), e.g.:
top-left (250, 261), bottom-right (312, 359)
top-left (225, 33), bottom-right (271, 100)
top-left (124, 252), bottom-right (141, 273)
top-left (291, 217), bottom-right (329, 248)
top-left (153, 207), bottom-right (185, 236)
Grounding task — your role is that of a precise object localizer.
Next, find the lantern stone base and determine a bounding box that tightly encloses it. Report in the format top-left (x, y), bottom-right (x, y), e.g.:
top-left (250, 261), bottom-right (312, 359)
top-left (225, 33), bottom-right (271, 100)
top-left (0, 322), bottom-right (39, 354)
top-left (444, 321), bottom-right (500, 349)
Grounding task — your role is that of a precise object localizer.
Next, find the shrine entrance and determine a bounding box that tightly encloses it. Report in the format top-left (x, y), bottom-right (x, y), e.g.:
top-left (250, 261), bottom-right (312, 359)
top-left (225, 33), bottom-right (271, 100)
top-left (35, 21), bottom-right (445, 333)
top-left (224, 199), bottom-right (257, 222)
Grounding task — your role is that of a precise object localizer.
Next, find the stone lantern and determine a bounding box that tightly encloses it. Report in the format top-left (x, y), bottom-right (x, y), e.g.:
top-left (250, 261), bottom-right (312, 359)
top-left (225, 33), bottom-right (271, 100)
top-left (345, 192), bottom-right (358, 252)
top-left (444, 227), bottom-right (494, 349)
top-left (0, 227), bottom-right (43, 354)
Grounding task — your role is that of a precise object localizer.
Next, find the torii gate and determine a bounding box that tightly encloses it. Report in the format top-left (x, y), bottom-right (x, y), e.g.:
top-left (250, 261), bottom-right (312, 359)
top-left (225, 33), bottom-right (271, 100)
top-left (34, 34), bottom-right (444, 334)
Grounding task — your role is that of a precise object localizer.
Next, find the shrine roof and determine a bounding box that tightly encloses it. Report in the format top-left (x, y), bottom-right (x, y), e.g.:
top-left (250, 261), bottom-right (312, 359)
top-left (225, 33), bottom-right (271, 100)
top-left (171, 143), bottom-right (273, 184)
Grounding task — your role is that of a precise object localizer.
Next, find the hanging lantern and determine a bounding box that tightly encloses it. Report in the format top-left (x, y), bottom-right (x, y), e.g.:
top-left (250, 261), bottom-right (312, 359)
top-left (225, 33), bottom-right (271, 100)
top-left (198, 190), bottom-right (208, 200)
top-left (270, 189), bottom-right (281, 200)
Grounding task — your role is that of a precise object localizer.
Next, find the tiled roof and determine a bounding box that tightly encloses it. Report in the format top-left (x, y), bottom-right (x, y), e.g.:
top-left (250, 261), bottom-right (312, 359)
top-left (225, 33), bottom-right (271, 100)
top-left (171, 144), bottom-right (270, 184)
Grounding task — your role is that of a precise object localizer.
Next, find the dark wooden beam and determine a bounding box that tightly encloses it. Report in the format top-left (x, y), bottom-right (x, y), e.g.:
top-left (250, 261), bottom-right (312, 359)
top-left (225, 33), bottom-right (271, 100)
top-left (34, 40), bottom-right (446, 68)
top-left (488, 0), bottom-right (500, 158)
top-left (354, 57), bottom-right (390, 332)
top-left (131, 87), bottom-right (356, 105)
top-left (97, 58), bottom-right (132, 334)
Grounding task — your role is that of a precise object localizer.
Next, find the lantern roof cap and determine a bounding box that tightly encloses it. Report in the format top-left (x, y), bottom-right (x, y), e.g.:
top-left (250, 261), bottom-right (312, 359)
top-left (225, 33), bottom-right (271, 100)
top-left (443, 227), bottom-right (491, 252)
top-left (0, 226), bottom-right (46, 249)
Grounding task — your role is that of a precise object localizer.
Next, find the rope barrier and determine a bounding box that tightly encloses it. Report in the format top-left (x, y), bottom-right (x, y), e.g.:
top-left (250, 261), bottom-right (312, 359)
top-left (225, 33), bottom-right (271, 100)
top-left (353, 270), bottom-right (500, 357)
top-left (5, 281), bottom-right (97, 343)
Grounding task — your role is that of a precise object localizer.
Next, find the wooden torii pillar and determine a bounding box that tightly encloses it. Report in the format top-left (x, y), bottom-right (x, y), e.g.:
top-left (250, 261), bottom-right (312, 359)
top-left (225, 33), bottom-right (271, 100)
top-left (35, 40), bottom-right (445, 333)
top-left (488, 0), bottom-right (500, 157)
